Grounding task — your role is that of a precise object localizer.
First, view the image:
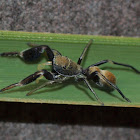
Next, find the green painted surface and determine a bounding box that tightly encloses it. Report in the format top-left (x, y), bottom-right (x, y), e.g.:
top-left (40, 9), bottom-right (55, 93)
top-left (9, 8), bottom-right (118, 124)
top-left (0, 31), bottom-right (140, 107)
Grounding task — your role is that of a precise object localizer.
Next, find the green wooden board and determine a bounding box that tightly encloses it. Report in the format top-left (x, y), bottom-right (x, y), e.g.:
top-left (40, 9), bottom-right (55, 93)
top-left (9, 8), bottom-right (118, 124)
top-left (0, 31), bottom-right (140, 107)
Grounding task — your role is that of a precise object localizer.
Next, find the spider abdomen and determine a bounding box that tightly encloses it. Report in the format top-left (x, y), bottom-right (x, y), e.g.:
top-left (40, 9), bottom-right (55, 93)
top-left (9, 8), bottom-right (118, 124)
top-left (100, 70), bottom-right (116, 86)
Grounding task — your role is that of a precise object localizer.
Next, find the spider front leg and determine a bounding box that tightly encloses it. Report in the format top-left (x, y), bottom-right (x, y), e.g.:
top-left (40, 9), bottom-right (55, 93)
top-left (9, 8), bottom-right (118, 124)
top-left (0, 45), bottom-right (55, 62)
top-left (27, 43), bottom-right (62, 57)
top-left (0, 69), bottom-right (55, 93)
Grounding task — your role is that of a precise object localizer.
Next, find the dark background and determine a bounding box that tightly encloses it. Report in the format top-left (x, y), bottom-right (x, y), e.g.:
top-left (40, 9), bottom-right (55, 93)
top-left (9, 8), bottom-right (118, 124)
top-left (0, 0), bottom-right (140, 140)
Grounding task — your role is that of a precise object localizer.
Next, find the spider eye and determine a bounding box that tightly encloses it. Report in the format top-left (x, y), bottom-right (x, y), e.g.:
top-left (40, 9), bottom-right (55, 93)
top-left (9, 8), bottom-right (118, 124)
top-left (63, 66), bottom-right (66, 69)
top-left (92, 75), bottom-right (99, 83)
top-left (90, 73), bottom-right (99, 82)
top-left (89, 72), bottom-right (99, 82)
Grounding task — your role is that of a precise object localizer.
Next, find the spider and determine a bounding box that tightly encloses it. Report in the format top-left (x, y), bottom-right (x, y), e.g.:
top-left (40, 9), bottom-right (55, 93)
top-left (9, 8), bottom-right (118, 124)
top-left (0, 40), bottom-right (139, 105)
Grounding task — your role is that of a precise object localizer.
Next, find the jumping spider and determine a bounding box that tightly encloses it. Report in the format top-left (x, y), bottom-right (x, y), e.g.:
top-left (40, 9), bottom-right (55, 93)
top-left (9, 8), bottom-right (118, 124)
top-left (0, 40), bottom-right (140, 105)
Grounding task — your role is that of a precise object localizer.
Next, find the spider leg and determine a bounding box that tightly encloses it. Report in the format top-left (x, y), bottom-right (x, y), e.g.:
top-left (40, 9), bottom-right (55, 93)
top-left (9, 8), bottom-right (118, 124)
top-left (0, 45), bottom-right (54, 62)
top-left (0, 70), bottom-right (55, 92)
top-left (26, 77), bottom-right (68, 96)
top-left (97, 71), bottom-right (131, 102)
top-left (83, 78), bottom-right (104, 105)
top-left (77, 39), bottom-right (93, 65)
top-left (27, 43), bottom-right (62, 56)
top-left (91, 60), bottom-right (140, 74)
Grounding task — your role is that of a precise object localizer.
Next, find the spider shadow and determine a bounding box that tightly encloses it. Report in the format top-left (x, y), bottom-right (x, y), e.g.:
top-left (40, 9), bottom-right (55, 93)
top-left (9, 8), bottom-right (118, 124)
top-left (76, 80), bottom-right (125, 102)
top-left (2, 79), bottom-right (64, 94)
top-left (94, 84), bottom-right (124, 102)
top-left (1, 77), bottom-right (124, 102)
top-left (5, 79), bottom-right (97, 102)
top-left (32, 79), bottom-right (99, 101)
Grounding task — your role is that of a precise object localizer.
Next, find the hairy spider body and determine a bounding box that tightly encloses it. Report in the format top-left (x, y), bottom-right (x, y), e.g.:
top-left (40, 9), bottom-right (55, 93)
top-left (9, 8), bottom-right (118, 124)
top-left (53, 55), bottom-right (82, 77)
top-left (0, 40), bottom-right (140, 105)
